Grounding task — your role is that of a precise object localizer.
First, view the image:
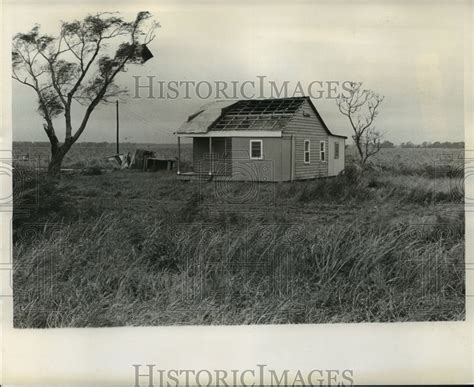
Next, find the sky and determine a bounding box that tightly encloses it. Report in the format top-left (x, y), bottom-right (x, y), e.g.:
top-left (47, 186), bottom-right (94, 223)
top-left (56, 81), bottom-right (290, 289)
top-left (7, 0), bottom-right (468, 145)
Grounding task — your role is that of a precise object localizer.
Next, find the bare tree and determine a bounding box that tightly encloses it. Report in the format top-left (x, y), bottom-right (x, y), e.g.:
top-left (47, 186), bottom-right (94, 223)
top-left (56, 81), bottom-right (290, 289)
top-left (12, 11), bottom-right (158, 175)
top-left (336, 82), bottom-right (384, 168)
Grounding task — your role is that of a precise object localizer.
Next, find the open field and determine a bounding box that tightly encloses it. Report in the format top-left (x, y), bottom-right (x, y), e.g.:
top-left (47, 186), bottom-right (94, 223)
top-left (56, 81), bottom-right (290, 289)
top-left (13, 141), bottom-right (193, 171)
top-left (13, 144), bottom-right (465, 327)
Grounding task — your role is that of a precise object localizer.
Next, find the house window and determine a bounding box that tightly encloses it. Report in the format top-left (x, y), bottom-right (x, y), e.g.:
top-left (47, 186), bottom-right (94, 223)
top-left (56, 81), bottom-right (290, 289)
top-left (250, 140), bottom-right (263, 160)
top-left (334, 142), bottom-right (340, 159)
top-left (304, 139), bottom-right (310, 164)
top-left (320, 141), bottom-right (326, 162)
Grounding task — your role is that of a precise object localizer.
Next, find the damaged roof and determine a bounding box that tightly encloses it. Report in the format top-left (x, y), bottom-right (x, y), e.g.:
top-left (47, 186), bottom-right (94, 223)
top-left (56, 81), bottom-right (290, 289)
top-left (211, 98), bottom-right (305, 131)
top-left (177, 100), bottom-right (236, 134)
top-left (177, 96), bottom-right (346, 138)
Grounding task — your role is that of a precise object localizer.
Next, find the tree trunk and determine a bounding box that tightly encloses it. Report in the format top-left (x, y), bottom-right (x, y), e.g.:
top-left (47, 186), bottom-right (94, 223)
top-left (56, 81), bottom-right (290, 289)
top-left (47, 142), bottom-right (73, 176)
top-left (47, 150), bottom-right (66, 176)
top-left (45, 122), bottom-right (76, 175)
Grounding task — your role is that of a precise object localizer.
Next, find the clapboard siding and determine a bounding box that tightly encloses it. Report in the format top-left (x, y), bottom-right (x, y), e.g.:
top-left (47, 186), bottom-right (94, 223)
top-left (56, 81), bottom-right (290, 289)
top-left (283, 100), bottom-right (329, 179)
top-left (231, 137), bottom-right (290, 181)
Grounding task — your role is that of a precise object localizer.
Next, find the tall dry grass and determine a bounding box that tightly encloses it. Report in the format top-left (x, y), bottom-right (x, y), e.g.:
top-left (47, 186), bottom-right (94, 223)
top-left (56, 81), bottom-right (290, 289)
top-left (14, 194), bottom-right (464, 327)
top-left (12, 146), bottom-right (465, 327)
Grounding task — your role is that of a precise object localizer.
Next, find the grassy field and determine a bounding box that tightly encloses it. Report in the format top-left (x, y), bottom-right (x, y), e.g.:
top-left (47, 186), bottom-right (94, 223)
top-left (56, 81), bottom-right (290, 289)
top-left (13, 141), bottom-right (193, 171)
top-left (12, 143), bottom-right (465, 327)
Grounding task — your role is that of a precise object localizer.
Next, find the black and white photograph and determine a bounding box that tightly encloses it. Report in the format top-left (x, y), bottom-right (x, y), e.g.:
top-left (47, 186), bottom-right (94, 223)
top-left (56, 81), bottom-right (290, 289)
top-left (3, 1), bottom-right (474, 385)
top-left (8, 1), bottom-right (468, 330)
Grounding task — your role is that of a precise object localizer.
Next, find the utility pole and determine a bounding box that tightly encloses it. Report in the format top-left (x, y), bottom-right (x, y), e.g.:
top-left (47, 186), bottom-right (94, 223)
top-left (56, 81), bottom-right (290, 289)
top-left (116, 100), bottom-right (120, 155)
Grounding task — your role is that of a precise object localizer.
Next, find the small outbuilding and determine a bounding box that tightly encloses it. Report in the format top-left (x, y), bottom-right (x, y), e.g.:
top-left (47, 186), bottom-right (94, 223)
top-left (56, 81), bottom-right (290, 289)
top-left (176, 96), bottom-right (347, 182)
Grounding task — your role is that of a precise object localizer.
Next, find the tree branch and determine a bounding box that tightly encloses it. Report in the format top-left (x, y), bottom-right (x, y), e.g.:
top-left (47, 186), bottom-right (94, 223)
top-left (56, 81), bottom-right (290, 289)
top-left (335, 82), bottom-right (384, 168)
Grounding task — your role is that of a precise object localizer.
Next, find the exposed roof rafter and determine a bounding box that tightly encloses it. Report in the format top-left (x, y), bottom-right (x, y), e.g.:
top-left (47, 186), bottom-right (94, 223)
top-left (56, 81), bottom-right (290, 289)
top-left (212, 97), bottom-right (306, 131)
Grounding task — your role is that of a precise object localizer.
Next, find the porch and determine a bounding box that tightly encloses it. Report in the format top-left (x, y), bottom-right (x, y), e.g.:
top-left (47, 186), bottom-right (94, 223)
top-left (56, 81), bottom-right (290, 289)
top-left (177, 136), bottom-right (232, 179)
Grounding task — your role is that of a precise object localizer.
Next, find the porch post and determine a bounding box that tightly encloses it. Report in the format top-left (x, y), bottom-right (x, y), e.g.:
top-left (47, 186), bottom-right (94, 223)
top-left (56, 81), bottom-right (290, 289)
top-left (177, 136), bottom-right (181, 175)
top-left (208, 136), bottom-right (213, 175)
top-left (290, 135), bottom-right (294, 181)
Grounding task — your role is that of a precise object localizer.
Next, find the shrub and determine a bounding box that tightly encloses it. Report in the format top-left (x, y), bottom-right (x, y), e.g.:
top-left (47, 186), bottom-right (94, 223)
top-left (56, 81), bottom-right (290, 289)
top-left (342, 163), bottom-right (361, 182)
top-left (296, 174), bottom-right (371, 204)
